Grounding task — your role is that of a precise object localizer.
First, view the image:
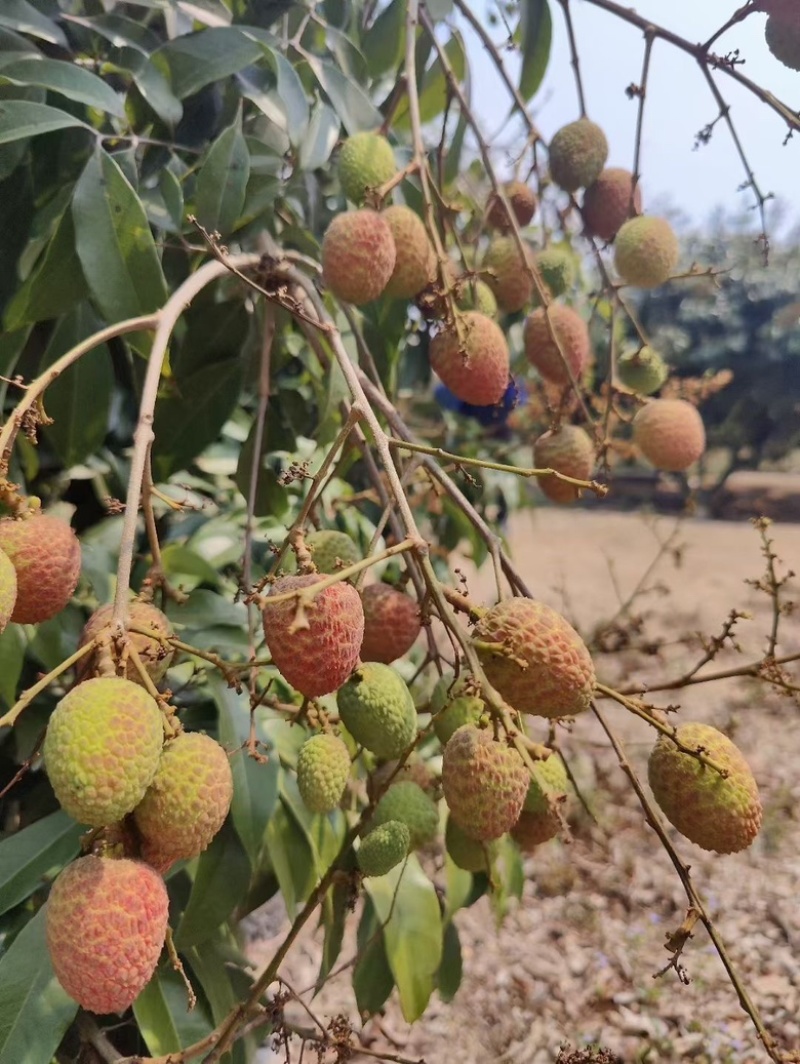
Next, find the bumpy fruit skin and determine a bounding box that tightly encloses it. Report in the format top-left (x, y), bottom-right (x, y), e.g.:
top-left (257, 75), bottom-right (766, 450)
top-left (512, 754), bottom-right (569, 851)
top-left (337, 662), bottom-right (417, 758)
top-left (445, 816), bottom-right (498, 873)
top-left (46, 855), bottom-right (168, 1014)
top-left (283, 530), bottom-right (361, 576)
top-left (338, 131), bottom-right (396, 205)
top-left (616, 346), bottom-right (668, 395)
top-left (548, 118), bottom-right (608, 192)
top-left (474, 599), bottom-right (595, 719)
top-left (534, 247), bottom-right (575, 300)
top-left (321, 210), bottom-right (396, 305)
top-left (262, 574), bottom-right (364, 698)
top-left (442, 725), bottom-right (528, 841)
top-left (614, 216), bottom-right (679, 289)
top-left (296, 733), bottom-right (351, 814)
top-left (633, 398), bottom-right (706, 472)
top-left (456, 278), bottom-right (498, 317)
top-left (582, 168), bottom-right (642, 241)
top-left (133, 732), bottom-right (233, 872)
top-left (360, 583), bottom-right (421, 665)
top-left (486, 180), bottom-right (538, 231)
top-left (533, 425), bottom-right (595, 504)
top-left (358, 820), bottom-right (410, 877)
top-left (648, 723), bottom-right (762, 854)
top-left (0, 513), bottom-right (80, 624)
top-left (77, 600), bottom-right (174, 685)
top-left (481, 237), bottom-right (534, 312)
top-left (382, 205), bottom-right (436, 299)
top-left (371, 780), bottom-right (439, 848)
top-left (0, 548), bottom-right (17, 634)
top-left (430, 312), bottom-right (510, 407)
top-left (765, 12), bottom-right (800, 68)
top-left (44, 677), bottom-right (163, 827)
top-left (430, 670), bottom-right (485, 744)
top-left (524, 305), bottom-right (591, 387)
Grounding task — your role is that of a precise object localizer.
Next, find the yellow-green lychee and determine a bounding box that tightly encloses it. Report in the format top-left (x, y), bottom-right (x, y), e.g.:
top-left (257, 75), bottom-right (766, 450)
top-left (614, 216), bottom-right (679, 289)
top-left (0, 547), bottom-right (17, 634)
top-left (481, 236), bottom-right (534, 312)
top-left (473, 599), bottom-right (595, 718)
top-left (133, 731), bottom-right (233, 872)
top-left (429, 311), bottom-right (510, 407)
top-left (43, 677), bottom-right (163, 827)
top-left (582, 167), bottom-right (642, 241)
top-left (616, 346), bottom-right (668, 395)
top-left (632, 398), bottom-right (706, 472)
top-left (548, 118), bottom-right (608, 193)
top-left (0, 512), bottom-right (81, 624)
top-left (512, 754), bottom-right (569, 851)
top-left (338, 131), bottom-right (397, 205)
top-left (76, 600), bottom-right (175, 685)
top-left (337, 662), bottom-right (417, 759)
top-left (647, 723), bottom-right (762, 854)
top-left (360, 583), bottom-right (421, 665)
top-left (765, 12), bottom-right (800, 69)
top-left (533, 425), bottom-right (595, 504)
top-left (296, 732), bottom-right (351, 814)
top-left (486, 180), bottom-right (538, 231)
top-left (46, 855), bottom-right (167, 1014)
top-left (370, 780), bottom-right (439, 848)
top-left (445, 816), bottom-right (498, 873)
top-left (441, 724), bottom-right (528, 841)
top-left (430, 670), bottom-right (485, 744)
top-left (456, 278), bottom-right (498, 317)
top-left (533, 247), bottom-right (576, 300)
top-left (382, 205), bottom-right (436, 299)
top-left (524, 304), bottom-right (591, 387)
top-left (282, 530), bottom-right (362, 576)
top-left (321, 209), bottom-right (396, 305)
top-left (358, 820), bottom-right (410, 877)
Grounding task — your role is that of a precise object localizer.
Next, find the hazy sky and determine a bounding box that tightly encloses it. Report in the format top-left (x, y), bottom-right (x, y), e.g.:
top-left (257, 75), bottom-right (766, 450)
top-left (468, 0), bottom-right (799, 231)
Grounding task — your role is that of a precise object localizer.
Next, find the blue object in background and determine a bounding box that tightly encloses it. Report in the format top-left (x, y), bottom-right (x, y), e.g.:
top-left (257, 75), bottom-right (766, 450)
top-left (434, 379), bottom-right (527, 427)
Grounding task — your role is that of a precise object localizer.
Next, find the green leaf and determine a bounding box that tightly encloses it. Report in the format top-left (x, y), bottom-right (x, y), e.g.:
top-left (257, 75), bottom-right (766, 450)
top-left (363, 0), bottom-right (406, 78)
top-left (175, 820), bottom-right (250, 948)
top-left (0, 100), bottom-right (87, 144)
top-left (263, 800), bottom-right (317, 918)
top-left (113, 47), bottom-right (183, 125)
top-left (185, 938), bottom-right (253, 1064)
top-left (72, 148), bottom-right (168, 334)
top-left (167, 589), bottom-right (248, 630)
top-left (305, 56), bottom-right (383, 134)
top-left (194, 110), bottom-right (250, 236)
top-left (251, 41), bottom-right (309, 146)
top-left (517, 0), bottom-right (552, 102)
top-left (0, 624), bottom-right (24, 707)
top-left (157, 28), bottom-right (262, 98)
top-left (0, 57), bottom-right (126, 118)
top-left (425, 0), bottom-right (454, 17)
top-left (437, 920), bottom-right (462, 1003)
top-left (4, 207), bottom-right (87, 329)
top-left (353, 899), bottom-right (394, 1016)
top-left (0, 811), bottom-right (83, 917)
top-left (0, 1), bottom-right (67, 47)
top-left (159, 167), bottom-right (184, 229)
top-left (298, 100), bottom-right (339, 171)
top-left (0, 907), bottom-right (78, 1064)
top-left (133, 965), bottom-right (213, 1055)
top-left (317, 877), bottom-right (349, 989)
top-left (173, 300), bottom-right (249, 378)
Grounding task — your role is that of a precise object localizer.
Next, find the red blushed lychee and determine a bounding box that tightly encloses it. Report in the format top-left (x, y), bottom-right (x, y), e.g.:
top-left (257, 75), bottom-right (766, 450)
top-left (633, 398), bottom-right (706, 472)
top-left (430, 312), bottom-right (510, 406)
top-left (533, 425), bottom-right (595, 504)
top-left (0, 512), bottom-right (81, 624)
top-left (582, 168), bottom-right (642, 242)
top-left (441, 724), bottom-right (528, 841)
top-left (360, 583), bottom-right (422, 664)
top-left (321, 209), bottom-right (396, 305)
top-left (523, 305), bottom-right (591, 387)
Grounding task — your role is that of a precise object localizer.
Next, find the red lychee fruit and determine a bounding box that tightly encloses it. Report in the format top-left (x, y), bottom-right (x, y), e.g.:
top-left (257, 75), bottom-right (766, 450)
top-left (486, 180), bottom-right (538, 231)
top-left (360, 583), bottom-right (422, 664)
top-left (582, 167), bottom-right (642, 242)
top-left (533, 425), bottom-right (595, 504)
top-left (76, 600), bottom-right (175, 685)
top-left (0, 512), bottom-right (80, 624)
top-left (321, 209), bottom-right (396, 305)
top-left (429, 312), bottom-right (510, 406)
top-left (523, 305), bottom-right (591, 387)
top-left (632, 398), bottom-right (706, 472)
top-left (0, 547), bottom-right (17, 634)
top-left (441, 724), bottom-right (528, 841)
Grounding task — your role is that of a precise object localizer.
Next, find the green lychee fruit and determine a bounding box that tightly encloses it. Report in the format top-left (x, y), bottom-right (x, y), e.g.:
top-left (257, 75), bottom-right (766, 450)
top-left (486, 180), bottom-right (538, 231)
top-left (616, 346), bottom-right (669, 395)
top-left (370, 780), bottom-right (439, 848)
top-left (614, 216), bottom-right (679, 289)
top-left (647, 723), bottom-right (762, 854)
top-left (360, 583), bottom-right (421, 665)
top-left (533, 425), bottom-right (595, 504)
top-left (442, 724), bottom-right (528, 841)
top-left (0, 512), bottom-right (81, 624)
top-left (0, 547), bottom-right (17, 634)
top-left (582, 167), bottom-right (642, 242)
top-left (296, 732), bottom-right (351, 814)
top-left (337, 661), bottom-right (417, 759)
top-left (533, 247), bottom-right (576, 300)
top-left (765, 12), bottom-right (800, 69)
top-left (43, 677), bottom-right (163, 827)
top-left (76, 600), bottom-right (175, 685)
top-left (632, 398), bottom-right (706, 472)
top-left (512, 754), bottom-right (569, 851)
top-left (445, 816), bottom-right (498, 873)
top-left (429, 670), bottom-right (485, 745)
top-left (358, 820), bottom-right (410, 877)
top-left (548, 118), bottom-right (608, 193)
top-left (524, 304), bottom-right (591, 387)
top-left (481, 236), bottom-right (534, 312)
top-left (133, 731), bottom-right (233, 873)
top-left (382, 205), bottom-right (436, 299)
top-left (338, 131), bottom-right (397, 205)
top-left (262, 574), bottom-right (364, 699)
top-left (321, 209), bottom-right (396, 305)
top-left (474, 599), bottom-right (595, 719)
top-left (430, 311), bottom-right (510, 406)
top-left (456, 278), bottom-right (498, 317)
top-left (283, 530), bottom-right (362, 576)
top-left (46, 855), bottom-right (168, 1014)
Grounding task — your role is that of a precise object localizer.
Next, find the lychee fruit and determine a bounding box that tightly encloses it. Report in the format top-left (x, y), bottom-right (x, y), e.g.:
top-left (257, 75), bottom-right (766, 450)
top-left (616, 346), bottom-right (668, 395)
top-left (429, 311), bottom-right (510, 407)
top-left (382, 205), bottom-right (436, 299)
top-left (486, 180), bottom-right (538, 231)
top-left (445, 816), bottom-right (498, 873)
top-left (370, 780), bottom-right (439, 848)
top-left (338, 131), bottom-right (397, 205)
top-left (337, 661), bottom-right (417, 759)
top-left (647, 723), bottom-right (762, 854)
top-left (533, 425), bottom-right (595, 504)
top-left (296, 732), bottom-right (351, 814)
top-left (442, 724), bottom-right (528, 841)
top-left (367, 756), bottom-right (434, 801)
top-left (283, 530), bottom-right (362, 576)
top-left (133, 731), bottom-right (233, 873)
top-left (533, 247), bottom-right (576, 300)
top-left (76, 600), bottom-right (175, 685)
top-left (511, 754), bottom-right (569, 851)
top-left (473, 599), bottom-right (595, 719)
top-left (43, 676), bottom-right (163, 827)
top-left (765, 11), bottom-right (800, 68)
top-left (481, 236), bottom-right (534, 312)
top-left (358, 820), bottom-right (410, 877)
top-left (614, 216), bottom-right (679, 289)
top-left (429, 670), bottom-right (485, 745)
top-left (582, 168), bottom-right (642, 242)
top-left (0, 547), bottom-right (17, 634)
top-left (262, 574), bottom-right (364, 699)
top-left (46, 855), bottom-right (168, 1014)
top-left (321, 209), bottom-right (396, 305)
top-left (0, 512), bottom-right (81, 624)
top-left (524, 304), bottom-right (591, 387)
top-left (456, 278), bottom-right (498, 317)
top-left (632, 398), bottom-right (706, 472)
top-left (360, 583), bottom-right (421, 665)
top-left (548, 118), bottom-right (608, 193)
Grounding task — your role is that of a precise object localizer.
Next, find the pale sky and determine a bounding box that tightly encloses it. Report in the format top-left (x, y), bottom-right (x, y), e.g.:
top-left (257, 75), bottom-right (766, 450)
top-left (467, 0), bottom-right (799, 233)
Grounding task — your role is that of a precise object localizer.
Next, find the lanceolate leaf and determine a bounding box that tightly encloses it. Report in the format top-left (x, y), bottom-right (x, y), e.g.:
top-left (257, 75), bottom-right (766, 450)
top-left (0, 100), bottom-right (87, 144)
top-left (174, 821), bottom-right (251, 948)
top-left (156, 27), bottom-right (262, 98)
top-left (517, 0), bottom-right (552, 103)
top-left (0, 810), bottom-right (83, 917)
top-left (4, 207), bottom-right (87, 329)
top-left (0, 1), bottom-right (67, 47)
top-left (194, 110), bottom-right (250, 236)
top-left (133, 965), bottom-right (214, 1056)
top-left (0, 57), bottom-right (126, 118)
